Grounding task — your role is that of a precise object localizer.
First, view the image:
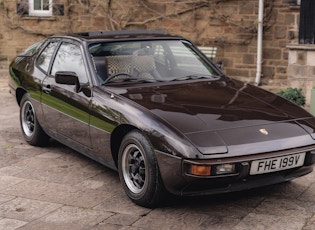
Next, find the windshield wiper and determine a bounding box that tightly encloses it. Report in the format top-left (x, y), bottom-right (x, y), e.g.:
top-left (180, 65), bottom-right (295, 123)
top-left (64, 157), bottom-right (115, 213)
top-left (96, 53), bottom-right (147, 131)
top-left (102, 72), bottom-right (158, 85)
top-left (172, 74), bottom-right (220, 81)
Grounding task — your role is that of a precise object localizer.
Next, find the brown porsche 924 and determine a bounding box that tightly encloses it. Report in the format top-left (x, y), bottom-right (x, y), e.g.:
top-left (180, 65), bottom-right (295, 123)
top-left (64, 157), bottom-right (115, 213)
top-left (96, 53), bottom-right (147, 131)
top-left (8, 30), bottom-right (315, 207)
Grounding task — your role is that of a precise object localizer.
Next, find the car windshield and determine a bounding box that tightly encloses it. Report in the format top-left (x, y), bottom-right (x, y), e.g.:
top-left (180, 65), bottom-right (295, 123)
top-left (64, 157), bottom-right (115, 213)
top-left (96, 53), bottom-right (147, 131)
top-left (89, 40), bottom-right (221, 85)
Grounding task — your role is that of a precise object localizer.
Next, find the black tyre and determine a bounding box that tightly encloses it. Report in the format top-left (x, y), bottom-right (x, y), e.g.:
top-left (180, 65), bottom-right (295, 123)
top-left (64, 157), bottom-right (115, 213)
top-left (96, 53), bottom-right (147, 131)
top-left (118, 130), bottom-right (165, 207)
top-left (20, 94), bottom-right (50, 146)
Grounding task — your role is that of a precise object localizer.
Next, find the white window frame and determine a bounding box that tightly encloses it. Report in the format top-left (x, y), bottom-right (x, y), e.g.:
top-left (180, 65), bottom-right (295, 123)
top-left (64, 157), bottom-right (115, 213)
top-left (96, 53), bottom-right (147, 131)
top-left (29, 0), bottom-right (53, 17)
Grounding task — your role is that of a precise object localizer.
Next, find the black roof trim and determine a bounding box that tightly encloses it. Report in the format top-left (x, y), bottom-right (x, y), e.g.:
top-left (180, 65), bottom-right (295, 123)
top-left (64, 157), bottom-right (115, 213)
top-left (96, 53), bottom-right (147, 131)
top-left (76, 30), bottom-right (168, 37)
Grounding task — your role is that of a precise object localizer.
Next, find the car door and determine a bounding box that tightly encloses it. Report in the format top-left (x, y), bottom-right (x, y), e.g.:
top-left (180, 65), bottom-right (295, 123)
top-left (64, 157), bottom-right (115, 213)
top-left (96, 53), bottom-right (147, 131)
top-left (41, 41), bottom-right (92, 149)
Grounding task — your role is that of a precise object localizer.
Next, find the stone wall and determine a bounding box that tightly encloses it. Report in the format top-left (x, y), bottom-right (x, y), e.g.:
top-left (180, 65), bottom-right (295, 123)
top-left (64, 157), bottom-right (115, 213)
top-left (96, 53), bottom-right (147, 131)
top-left (287, 44), bottom-right (315, 105)
top-left (0, 0), bottom-right (301, 87)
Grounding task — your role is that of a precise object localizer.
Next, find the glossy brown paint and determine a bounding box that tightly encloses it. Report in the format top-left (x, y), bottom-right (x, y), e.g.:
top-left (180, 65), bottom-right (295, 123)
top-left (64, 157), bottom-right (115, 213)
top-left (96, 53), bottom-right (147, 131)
top-left (9, 32), bottom-right (315, 198)
top-left (155, 145), bottom-right (315, 196)
top-left (41, 76), bottom-right (91, 147)
top-left (113, 78), bottom-right (315, 156)
top-left (92, 86), bottom-right (200, 160)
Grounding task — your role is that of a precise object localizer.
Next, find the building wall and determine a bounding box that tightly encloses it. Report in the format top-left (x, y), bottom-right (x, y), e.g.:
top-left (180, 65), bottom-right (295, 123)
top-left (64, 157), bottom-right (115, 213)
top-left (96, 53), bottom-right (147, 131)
top-left (0, 0), bottom-right (301, 86)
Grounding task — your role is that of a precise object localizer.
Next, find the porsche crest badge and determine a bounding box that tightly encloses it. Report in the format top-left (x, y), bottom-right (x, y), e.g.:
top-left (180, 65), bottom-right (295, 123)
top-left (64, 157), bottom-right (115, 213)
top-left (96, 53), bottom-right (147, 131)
top-left (259, 128), bottom-right (268, 135)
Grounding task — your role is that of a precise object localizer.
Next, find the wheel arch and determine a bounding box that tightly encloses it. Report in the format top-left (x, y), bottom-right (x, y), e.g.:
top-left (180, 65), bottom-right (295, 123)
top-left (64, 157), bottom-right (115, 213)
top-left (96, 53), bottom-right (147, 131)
top-left (16, 87), bottom-right (27, 106)
top-left (110, 124), bottom-right (140, 168)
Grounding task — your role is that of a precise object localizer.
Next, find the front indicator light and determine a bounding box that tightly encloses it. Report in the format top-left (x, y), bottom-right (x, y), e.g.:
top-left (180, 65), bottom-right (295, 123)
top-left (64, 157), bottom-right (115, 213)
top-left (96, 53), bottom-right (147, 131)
top-left (189, 164), bottom-right (211, 176)
top-left (215, 164), bottom-right (235, 175)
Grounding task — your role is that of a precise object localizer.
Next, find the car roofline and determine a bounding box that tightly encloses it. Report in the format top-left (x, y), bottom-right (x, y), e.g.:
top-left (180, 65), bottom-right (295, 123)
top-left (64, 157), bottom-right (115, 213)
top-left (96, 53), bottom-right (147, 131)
top-left (50, 30), bottom-right (184, 42)
top-left (77, 29), bottom-right (168, 37)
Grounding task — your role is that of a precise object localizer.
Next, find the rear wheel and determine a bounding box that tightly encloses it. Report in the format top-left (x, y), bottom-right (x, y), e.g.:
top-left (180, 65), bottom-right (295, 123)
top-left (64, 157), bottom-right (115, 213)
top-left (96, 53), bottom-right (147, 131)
top-left (20, 94), bottom-right (50, 146)
top-left (118, 130), bottom-right (165, 207)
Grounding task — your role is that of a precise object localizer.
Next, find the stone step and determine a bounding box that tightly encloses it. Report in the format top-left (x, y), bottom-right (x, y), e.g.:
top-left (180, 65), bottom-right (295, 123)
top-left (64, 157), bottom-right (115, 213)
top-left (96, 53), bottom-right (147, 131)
top-left (231, 76), bottom-right (288, 94)
top-left (260, 85), bottom-right (288, 94)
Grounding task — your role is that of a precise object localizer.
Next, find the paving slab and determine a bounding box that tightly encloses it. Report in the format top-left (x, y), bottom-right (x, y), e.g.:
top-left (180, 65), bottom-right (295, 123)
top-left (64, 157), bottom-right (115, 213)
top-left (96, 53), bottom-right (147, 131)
top-left (0, 197), bottom-right (62, 222)
top-left (0, 218), bottom-right (28, 230)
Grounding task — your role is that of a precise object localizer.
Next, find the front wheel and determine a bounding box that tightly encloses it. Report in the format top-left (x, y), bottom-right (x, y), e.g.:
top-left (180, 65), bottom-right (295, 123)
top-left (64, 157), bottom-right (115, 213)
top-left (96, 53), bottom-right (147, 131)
top-left (118, 130), bottom-right (165, 207)
top-left (20, 94), bottom-right (50, 146)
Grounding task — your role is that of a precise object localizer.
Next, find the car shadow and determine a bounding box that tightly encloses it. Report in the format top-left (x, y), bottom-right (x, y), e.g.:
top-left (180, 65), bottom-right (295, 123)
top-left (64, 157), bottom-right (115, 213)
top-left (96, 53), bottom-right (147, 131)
top-left (160, 182), bottom-right (290, 208)
top-left (44, 139), bottom-right (297, 209)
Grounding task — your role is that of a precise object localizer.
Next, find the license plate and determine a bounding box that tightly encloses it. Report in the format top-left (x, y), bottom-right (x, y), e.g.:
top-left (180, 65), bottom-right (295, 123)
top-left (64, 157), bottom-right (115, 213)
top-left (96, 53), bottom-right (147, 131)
top-left (250, 152), bottom-right (306, 175)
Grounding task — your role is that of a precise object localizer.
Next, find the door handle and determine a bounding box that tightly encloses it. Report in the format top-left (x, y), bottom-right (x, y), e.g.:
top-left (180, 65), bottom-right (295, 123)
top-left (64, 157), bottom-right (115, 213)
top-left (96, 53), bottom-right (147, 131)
top-left (42, 85), bottom-right (51, 94)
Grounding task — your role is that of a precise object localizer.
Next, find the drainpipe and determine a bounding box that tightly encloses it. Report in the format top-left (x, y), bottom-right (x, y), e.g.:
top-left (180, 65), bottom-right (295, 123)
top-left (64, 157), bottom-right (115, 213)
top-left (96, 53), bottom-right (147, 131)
top-left (254, 0), bottom-right (264, 86)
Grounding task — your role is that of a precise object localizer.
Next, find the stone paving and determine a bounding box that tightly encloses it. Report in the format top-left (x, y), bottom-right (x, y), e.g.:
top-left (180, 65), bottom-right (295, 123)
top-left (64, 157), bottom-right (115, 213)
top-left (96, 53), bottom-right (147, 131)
top-left (0, 74), bottom-right (315, 230)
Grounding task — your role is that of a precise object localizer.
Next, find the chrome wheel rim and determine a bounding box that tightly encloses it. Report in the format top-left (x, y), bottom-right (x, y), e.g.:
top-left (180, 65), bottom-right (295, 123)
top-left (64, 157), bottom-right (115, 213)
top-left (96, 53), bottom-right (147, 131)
top-left (21, 101), bottom-right (35, 138)
top-left (122, 144), bottom-right (147, 194)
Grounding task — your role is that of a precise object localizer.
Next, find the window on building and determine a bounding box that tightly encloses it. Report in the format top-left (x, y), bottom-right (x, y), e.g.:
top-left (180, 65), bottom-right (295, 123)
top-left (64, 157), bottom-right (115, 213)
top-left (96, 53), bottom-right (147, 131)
top-left (29, 0), bottom-right (53, 17)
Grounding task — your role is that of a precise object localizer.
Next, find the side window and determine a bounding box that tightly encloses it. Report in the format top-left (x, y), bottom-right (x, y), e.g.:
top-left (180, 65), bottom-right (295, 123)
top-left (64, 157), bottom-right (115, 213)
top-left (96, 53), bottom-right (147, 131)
top-left (51, 42), bottom-right (89, 84)
top-left (37, 41), bottom-right (58, 74)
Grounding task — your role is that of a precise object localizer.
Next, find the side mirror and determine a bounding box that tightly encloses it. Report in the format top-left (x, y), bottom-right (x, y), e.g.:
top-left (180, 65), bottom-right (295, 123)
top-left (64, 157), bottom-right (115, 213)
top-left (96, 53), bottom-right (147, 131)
top-left (55, 71), bottom-right (79, 85)
top-left (55, 71), bottom-right (80, 93)
top-left (55, 71), bottom-right (91, 96)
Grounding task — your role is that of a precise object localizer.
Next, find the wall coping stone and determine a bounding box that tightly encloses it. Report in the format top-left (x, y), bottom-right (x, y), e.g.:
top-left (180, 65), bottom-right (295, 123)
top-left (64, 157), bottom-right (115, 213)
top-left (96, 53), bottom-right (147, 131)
top-left (287, 44), bottom-right (315, 51)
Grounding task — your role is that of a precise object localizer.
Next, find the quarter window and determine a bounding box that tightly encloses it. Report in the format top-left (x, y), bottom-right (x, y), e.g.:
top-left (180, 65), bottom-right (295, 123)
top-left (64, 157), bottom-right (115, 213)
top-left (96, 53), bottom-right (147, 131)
top-left (29, 0), bottom-right (52, 17)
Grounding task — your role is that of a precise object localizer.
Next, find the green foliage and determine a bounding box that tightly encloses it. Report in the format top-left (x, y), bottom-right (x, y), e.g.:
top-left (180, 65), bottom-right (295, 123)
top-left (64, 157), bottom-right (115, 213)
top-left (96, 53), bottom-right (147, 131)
top-left (277, 87), bottom-right (305, 106)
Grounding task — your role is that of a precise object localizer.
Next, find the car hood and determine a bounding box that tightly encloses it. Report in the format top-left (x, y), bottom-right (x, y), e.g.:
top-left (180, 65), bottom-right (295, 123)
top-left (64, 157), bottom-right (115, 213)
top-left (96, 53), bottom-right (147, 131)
top-left (114, 78), bottom-right (315, 155)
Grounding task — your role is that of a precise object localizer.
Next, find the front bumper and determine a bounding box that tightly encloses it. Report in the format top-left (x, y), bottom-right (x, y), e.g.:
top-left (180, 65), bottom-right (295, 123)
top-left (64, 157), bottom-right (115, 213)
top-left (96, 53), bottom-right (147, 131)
top-left (180, 165), bottom-right (313, 196)
top-left (155, 147), bottom-right (315, 196)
